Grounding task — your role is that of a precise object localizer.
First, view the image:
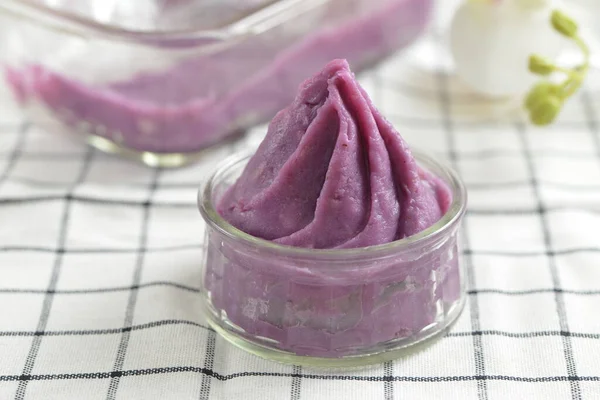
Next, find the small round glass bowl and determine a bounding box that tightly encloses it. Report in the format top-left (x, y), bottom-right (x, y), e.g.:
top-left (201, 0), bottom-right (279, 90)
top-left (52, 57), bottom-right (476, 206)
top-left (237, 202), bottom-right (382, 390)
top-left (198, 149), bottom-right (467, 367)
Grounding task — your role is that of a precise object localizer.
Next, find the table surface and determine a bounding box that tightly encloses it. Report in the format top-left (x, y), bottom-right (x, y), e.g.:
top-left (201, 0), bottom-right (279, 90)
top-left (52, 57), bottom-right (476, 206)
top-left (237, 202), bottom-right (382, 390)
top-left (1, 10), bottom-right (600, 400)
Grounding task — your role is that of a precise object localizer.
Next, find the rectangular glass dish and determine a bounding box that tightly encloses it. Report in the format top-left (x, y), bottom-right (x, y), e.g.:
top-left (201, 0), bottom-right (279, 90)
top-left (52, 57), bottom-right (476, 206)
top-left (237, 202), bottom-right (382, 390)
top-left (0, 0), bottom-right (433, 167)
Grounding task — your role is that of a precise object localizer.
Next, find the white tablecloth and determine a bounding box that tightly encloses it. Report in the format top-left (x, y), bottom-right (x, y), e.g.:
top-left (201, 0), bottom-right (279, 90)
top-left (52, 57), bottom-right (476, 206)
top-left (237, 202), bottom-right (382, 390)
top-left (1, 6), bottom-right (600, 399)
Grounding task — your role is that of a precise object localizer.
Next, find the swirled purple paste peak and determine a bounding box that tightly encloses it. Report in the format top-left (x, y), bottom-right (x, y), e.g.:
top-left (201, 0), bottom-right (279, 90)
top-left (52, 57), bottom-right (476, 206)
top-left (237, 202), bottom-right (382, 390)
top-left (218, 59), bottom-right (451, 247)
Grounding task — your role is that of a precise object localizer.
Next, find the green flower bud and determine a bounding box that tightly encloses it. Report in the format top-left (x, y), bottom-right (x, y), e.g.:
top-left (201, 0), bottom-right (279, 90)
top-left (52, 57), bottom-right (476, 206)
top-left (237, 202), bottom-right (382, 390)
top-left (529, 95), bottom-right (563, 126)
top-left (528, 55), bottom-right (556, 76)
top-left (524, 81), bottom-right (561, 110)
top-left (551, 10), bottom-right (578, 38)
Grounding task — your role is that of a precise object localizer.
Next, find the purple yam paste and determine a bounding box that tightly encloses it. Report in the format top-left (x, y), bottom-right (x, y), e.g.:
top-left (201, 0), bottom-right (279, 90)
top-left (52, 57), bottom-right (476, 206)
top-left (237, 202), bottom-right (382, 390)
top-left (205, 60), bottom-right (461, 358)
top-left (5, 0), bottom-right (431, 154)
top-left (219, 59), bottom-right (451, 247)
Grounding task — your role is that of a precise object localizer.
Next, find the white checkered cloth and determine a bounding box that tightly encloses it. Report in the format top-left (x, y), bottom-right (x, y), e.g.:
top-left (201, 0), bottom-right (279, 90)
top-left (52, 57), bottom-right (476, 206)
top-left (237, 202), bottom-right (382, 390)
top-left (1, 6), bottom-right (600, 399)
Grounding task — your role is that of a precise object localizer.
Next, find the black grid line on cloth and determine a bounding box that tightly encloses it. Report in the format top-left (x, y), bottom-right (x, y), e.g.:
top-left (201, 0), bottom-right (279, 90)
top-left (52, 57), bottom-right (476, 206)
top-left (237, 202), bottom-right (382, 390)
top-left (0, 320), bottom-right (600, 340)
top-left (0, 244), bottom-right (204, 253)
top-left (0, 281), bottom-right (201, 295)
top-left (0, 121), bottom-right (30, 187)
top-left (4, 194), bottom-right (600, 224)
top-left (441, 105), bottom-right (491, 399)
top-left (463, 248), bottom-right (600, 256)
top-left (3, 244), bottom-right (600, 257)
top-left (1, 368), bottom-right (600, 383)
top-left (5, 194), bottom-right (600, 217)
top-left (466, 208), bottom-right (600, 216)
top-left (105, 166), bottom-right (161, 400)
top-left (581, 88), bottom-right (600, 161)
top-left (5, 148), bottom-right (600, 161)
top-left (466, 180), bottom-right (600, 190)
top-left (468, 288), bottom-right (600, 296)
top-left (375, 65), bottom-right (395, 400)
top-left (384, 114), bottom-right (600, 129)
top-left (451, 149), bottom-right (600, 159)
top-left (1, 283), bottom-right (600, 297)
top-left (290, 366), bottom-right (302, 400)
top-left (9, 175), bottom-right (600, 191)
top-left (447, 149), bottom-right (600, 159)
top-left (0, 196), bottom-right (196, 208)
top-left (14, 147), bottom-right (95, 400)
top-left (447, 331), bottom-right (600, 339)
top-left (199, 331), bottom-right (216, 400)
top-left (0, 319), bottom-right (213, 337)
top-left (516, 121), bottom-right (582, 400)
top-left (434, 36), bottom-right (488, 400)
top-left (198, 139), bottom-right (238, 400)
top-left (383, 361), bottom-right (394, 400)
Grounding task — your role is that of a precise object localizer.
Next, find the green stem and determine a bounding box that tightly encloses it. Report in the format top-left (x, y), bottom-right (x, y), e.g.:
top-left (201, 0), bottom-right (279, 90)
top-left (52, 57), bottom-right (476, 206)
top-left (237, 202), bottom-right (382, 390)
top-left (574, 36), bottom-right (591, 74)
top-left (560, 35), bottom-right (590, 99)
top-left (553, 65), bottom-right (579, 78)
top-left (560, 79), bottom-right (580, 99)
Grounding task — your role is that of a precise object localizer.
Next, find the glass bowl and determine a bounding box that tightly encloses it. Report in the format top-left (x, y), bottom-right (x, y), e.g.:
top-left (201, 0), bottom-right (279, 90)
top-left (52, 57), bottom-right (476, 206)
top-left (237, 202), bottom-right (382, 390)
top-left (0, 0), bottom-right (433, 167)
top-left (197, 149), bottom-right (467, 367)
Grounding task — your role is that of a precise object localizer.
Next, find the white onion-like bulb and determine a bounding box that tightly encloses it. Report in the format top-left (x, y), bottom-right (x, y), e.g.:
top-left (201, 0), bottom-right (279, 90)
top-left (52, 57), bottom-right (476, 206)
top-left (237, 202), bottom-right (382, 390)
top-left (449, 0), bottom-right (565, 98)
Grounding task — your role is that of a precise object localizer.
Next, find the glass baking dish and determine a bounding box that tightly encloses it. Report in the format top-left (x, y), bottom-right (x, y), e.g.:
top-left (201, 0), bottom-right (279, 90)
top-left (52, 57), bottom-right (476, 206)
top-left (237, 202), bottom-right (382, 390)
top-left (0, 0), bottom-right (433, 167)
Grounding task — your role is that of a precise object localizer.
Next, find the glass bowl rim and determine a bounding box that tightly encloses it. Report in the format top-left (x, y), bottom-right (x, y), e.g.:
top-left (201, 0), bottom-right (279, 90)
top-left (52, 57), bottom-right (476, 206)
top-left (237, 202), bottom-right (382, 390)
top-left (198, 147), bottom-right (467, 261)
top-left (0, 0), bottom-right (341, 45)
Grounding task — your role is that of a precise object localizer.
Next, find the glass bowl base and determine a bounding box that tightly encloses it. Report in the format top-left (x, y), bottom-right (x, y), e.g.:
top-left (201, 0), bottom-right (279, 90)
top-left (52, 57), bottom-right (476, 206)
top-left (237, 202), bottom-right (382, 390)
top-left (24, 102), bottom-right (248, 168)
top-left (86, 133), bottom-right (245, 168)
top-left (203, 295), bottom-right (466, 369)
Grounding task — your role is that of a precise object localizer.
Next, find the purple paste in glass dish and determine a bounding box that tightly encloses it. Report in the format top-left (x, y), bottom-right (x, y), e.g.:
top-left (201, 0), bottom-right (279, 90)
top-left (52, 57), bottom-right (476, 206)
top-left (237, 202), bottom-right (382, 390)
top-left (198, 60), bottom-right (467, 366)
top-left (0, 0), bottom-right (432, 167)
